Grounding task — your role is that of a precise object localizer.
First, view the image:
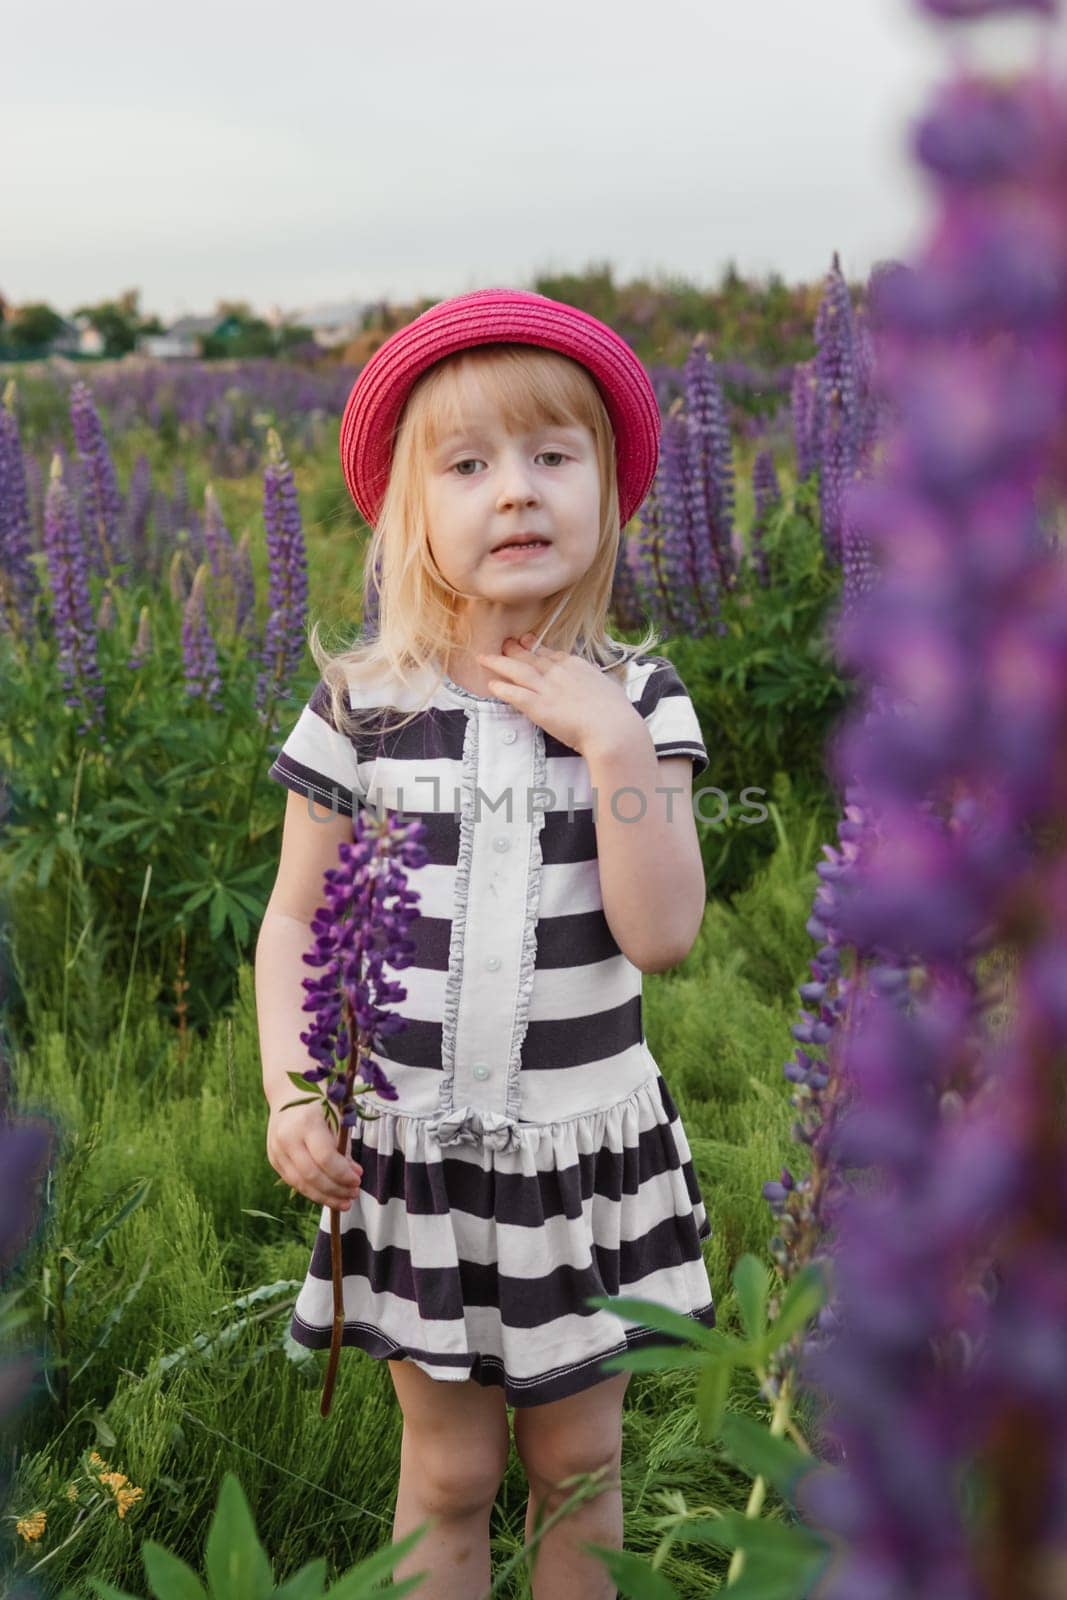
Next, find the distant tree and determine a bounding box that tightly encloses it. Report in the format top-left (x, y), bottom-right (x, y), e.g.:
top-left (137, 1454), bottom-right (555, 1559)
top-left (202, 309), bottom-right (277, 358)
top-left (70, 289), bottom-right (147, 356)
top-left (7, 303), bottom-right (66, 350)
top-left (720, 259), bottom-right (745, 296)
top-left (275, 322), bottom-right (315, 353)
top-left (532, 261), bottom-right (617, 322)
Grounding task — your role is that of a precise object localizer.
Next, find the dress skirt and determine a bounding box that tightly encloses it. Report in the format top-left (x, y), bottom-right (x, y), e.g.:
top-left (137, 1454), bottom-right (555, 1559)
top-left (289, 1071), bottom-right (717, 1408)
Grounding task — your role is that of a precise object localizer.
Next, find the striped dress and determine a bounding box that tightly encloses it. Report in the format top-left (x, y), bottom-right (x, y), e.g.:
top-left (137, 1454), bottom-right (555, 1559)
top-left (267, 650), bottom-right (717, 1407)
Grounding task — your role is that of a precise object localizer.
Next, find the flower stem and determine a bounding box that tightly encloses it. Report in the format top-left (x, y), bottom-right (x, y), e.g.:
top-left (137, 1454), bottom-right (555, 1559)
top-left (725, 1374), bottom-right (794, 1586)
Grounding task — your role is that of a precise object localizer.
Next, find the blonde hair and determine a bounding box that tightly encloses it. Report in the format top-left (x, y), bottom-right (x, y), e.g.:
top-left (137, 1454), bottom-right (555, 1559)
top-left (309, 341), bottom-right (660, 740)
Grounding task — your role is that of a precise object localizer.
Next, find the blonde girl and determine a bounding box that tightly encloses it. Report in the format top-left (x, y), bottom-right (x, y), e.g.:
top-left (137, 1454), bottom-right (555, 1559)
top-left (256, 288), bottom-right (716, 1600)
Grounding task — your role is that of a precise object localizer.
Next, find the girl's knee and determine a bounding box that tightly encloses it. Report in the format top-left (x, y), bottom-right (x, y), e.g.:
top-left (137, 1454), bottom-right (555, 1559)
top-left (401, 1424), bottom-right (509, 1518)
top-left (513, 1382), bottom-right (627, 1499)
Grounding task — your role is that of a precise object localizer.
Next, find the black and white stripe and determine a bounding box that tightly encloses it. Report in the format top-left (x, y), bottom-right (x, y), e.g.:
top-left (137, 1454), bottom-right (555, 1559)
top-left (268, 652), bottom-right (716, 1407)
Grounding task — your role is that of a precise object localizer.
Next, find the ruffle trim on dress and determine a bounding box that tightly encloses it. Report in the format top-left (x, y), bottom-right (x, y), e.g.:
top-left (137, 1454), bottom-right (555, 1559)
top-left (504, 723), bottom-right (547, 1123)
top-left (435, 703), bottom-right (480, 1129)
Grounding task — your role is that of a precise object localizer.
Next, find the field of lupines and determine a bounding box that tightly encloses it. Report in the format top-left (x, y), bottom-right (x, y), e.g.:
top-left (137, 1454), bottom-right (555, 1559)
top-left (3, 1), bottom-right (1067, 1593)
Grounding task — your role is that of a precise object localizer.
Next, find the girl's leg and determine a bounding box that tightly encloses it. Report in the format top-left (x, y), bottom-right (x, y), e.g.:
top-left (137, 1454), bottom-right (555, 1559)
top-left (513, 1370), bottom-right (631, 1600)
top-left (386, 1358), bottom-right (511, 1600)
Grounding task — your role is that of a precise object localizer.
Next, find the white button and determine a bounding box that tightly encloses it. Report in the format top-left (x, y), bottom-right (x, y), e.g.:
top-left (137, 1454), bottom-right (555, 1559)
top-left (493, 835), bottom-right (510, 852)
top-left (501, 728), bottom-right (517, 744)
top-left (485, 955), bottom-right (502, 971)
top-left (472, 1062), bottom-right (491, 1080)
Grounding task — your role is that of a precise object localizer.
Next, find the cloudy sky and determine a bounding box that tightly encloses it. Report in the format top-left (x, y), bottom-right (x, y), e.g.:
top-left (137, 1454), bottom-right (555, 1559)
top-left (5, 1), bottom-right (1063, 322)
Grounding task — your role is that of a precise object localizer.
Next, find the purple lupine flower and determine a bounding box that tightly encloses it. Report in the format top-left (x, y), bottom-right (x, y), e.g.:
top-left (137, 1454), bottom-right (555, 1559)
top-left (256, 428), bottom-right (309, 715)
top-left (0, 393), bottom-right (42, 646)
top-left (750, 446), bottom-right (781, 588)
top-left (22, 450), bottom-right (45, 552)
top-left (127, 605), bottom-right (152, 670)
top-left (181, 564), bottom-right (224, 711)
top-left (122, 454), bottom-right (153, 577)
top-left (839, 488), bottom-right (880, 617)
top-left (69, 380), bottom-right (127, 583)
top-left (202, 483), bottom-right (236, 590)
top-left (0, 1101), bottom-right (53, 1436)
top-left (293, 806), bottom-right (428, 1415)
top-left (298, 809), bottom-right (427, 1115)
top-left (610, 531), bottom-right (645, 632)
top-left (684, 336), bottom-right (737, 590)
top-left (630, 480), bottom-right (675, 633)
top-left (852, 306), bottom-right (881, 472)
top-left (814, 253), bottom-right (861, 566)
top-left (231, 530), bottom-right (256, 638)
top-left (790, 359), bottom-right (819, 483)
top-left (42, 455), bottom-right (106, 737)
top-left (657, 404), bottom-right (705, 637)
top-left (790, 27), bottom-right (1067, 1595)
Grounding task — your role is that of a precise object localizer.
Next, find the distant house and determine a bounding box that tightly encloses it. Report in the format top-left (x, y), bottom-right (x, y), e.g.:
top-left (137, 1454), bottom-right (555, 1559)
top-left (138, 315), bottom-right (226, 359)
top-left (48, 314), bottom-right (105, 357)
top-left (291, 300), bottom-right (367, 350)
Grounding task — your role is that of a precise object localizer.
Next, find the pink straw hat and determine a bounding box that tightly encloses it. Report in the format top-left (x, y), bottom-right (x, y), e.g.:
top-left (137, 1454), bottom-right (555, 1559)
top-left (339, 286), bottom-right (661, 529)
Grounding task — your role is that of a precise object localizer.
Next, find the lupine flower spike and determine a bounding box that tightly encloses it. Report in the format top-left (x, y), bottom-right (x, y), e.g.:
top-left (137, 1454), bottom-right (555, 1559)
top-left (282, 805), bottom-right (428, 1416)
top-left (257, 428), bottom-right (309, 718)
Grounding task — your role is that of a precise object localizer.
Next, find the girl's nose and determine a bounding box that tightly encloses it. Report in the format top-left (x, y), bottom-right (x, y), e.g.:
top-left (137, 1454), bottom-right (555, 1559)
top-left (497, 479), bottom-right (539, 510)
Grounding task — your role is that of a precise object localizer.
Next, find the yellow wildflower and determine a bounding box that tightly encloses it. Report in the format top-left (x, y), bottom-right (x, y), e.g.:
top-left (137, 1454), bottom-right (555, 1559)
top-left (65, 1482), bottom-right (79, 1502)
top-left (114, 1485), bottom-right (144, 1520)
top-left (16, 1510), bottom-right (47, 1543)
top-left (97, 1470), bottom-right (143, 1519)
top-left (88, 1451), bottom-right (107, 1468)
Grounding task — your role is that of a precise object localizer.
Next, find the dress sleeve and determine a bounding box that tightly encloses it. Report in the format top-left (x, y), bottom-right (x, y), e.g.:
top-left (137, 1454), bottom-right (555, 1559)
top-left (266, 678), bottom-right (367, 817)
top-left (633, 656), bottom-right (709, 778)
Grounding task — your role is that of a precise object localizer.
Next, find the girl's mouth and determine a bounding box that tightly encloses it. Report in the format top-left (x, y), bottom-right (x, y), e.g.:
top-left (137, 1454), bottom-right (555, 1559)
top-left (490, 541), bottom-right (552, 562)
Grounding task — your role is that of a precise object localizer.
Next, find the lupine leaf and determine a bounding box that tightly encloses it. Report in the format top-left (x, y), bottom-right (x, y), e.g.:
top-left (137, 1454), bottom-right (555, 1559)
top-left (733, 1253), bottom-right (770, 1343)
top-left (584, 1294), bottom-right (726, 1352)
top-left (695, 1357), bottom-right (732, 1438)
top-left (322, 1520), bottom-right (431, 1597)
top-left (141, 1540), bottom-right (210, 1600)
top-left (202, 1472), bottom-right (274, 1599)
top-left (596, 1345), bottom-right (708, 1375)
top-left (717, 1410), bottom-right (816, 1496)
top-left (582, 1544), bottom-right (682, 1599)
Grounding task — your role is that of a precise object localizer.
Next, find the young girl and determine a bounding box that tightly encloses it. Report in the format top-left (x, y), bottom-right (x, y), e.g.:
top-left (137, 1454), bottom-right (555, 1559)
top-left (255, 287), bottom-right (716, 1600)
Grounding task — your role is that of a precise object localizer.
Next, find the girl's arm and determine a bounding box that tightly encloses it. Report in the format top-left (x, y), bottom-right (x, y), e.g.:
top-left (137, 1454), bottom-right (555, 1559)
top-left (584, 731), bottom-right (706, 975)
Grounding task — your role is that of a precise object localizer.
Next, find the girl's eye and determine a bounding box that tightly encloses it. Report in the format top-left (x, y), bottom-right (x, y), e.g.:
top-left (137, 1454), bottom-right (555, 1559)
top-left (451, 450), bottom-right (567, 476)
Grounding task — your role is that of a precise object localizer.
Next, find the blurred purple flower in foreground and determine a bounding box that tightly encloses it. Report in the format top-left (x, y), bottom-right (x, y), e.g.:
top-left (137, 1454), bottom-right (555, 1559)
top-left (792, 15), bottom-right (1067, 1596)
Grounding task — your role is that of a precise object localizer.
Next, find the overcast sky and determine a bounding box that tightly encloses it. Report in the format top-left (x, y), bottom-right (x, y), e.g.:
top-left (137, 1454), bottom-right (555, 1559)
top-left (5, 1), bottom-right (1064, 322)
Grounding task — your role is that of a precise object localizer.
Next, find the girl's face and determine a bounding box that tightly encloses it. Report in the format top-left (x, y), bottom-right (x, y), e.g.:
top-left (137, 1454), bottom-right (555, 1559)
top-left (421, 369), bottom-right (602, 619)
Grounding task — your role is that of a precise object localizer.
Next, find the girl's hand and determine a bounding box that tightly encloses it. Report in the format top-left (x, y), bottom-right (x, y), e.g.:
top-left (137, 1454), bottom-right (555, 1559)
top-left (266, 1099), bottom-right (364, 1212)
top-left (476, 634), bottom-right (643, 759)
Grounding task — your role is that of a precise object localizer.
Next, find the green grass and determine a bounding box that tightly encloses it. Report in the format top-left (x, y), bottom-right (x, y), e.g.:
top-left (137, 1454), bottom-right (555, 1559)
top-left (4, 775), bottom-right (829, 1597)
